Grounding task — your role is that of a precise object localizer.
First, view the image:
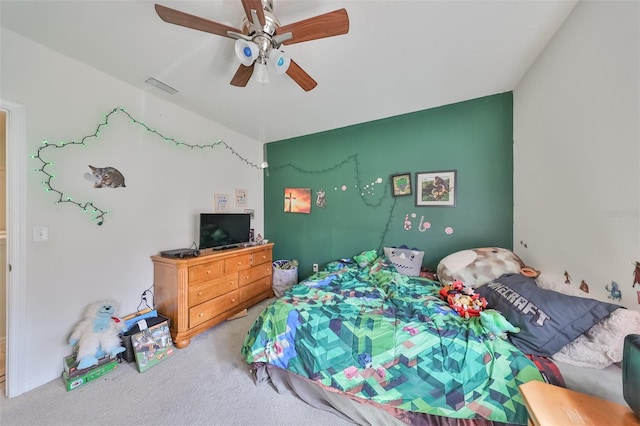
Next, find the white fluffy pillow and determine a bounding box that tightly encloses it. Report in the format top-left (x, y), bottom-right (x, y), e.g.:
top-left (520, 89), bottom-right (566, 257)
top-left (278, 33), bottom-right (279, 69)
top-left (437, 247), bottom-right (524, 288)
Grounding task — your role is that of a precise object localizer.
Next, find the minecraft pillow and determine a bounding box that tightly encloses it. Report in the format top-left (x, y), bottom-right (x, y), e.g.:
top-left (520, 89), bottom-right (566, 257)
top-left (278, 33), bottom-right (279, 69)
top-left (383, 246), bottom-right (424, 277)
top-left (475, 273), bottom-right (621, 357)
top-left (437, 247), bottom-right (524, 288)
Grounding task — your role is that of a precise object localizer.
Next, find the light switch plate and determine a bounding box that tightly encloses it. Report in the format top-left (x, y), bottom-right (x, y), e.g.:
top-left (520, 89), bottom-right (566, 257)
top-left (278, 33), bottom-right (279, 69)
top-left (33, 226), bottom-right (48, 242)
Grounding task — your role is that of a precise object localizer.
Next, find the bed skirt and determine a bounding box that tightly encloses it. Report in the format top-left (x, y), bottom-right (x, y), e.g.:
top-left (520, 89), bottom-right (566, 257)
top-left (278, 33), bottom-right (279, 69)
top-left (251, 362), bottom-right (512, 426)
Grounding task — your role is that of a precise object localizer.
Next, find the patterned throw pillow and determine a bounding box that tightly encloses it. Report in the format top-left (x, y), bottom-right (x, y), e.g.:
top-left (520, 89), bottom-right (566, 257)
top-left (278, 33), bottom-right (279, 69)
top-left (437, 247), bottom-right (524, 288)
top-left (353, 249), bottom-right (378, 268)
top-left (383, 246), bottom-right (424, 277)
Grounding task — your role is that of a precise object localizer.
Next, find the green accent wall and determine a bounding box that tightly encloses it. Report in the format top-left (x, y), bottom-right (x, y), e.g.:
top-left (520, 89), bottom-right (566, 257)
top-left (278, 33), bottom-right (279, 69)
top-left (265, 93), bottom-right (514, 279)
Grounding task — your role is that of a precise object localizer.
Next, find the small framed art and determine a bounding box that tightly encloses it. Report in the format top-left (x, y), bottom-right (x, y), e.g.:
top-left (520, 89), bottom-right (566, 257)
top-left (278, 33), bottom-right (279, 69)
top-left (391, 173), bottom-right (412, 197)
top-left (415, 170), bottom-right (456, 207)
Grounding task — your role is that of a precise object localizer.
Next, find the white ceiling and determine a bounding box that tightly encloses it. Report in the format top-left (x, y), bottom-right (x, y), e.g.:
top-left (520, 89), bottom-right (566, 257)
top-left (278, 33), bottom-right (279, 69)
top-left (0, 0), bottom-right (577, 142)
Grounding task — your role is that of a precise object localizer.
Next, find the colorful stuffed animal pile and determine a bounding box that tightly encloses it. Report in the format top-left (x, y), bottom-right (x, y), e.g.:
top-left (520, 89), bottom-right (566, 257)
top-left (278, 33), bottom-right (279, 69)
top-left (438, 280), bottom-right (487, 318)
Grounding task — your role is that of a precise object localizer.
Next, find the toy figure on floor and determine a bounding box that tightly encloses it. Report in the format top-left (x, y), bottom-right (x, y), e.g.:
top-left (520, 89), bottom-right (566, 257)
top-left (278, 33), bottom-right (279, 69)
top-left (69, 300), bottom-right (126, 369)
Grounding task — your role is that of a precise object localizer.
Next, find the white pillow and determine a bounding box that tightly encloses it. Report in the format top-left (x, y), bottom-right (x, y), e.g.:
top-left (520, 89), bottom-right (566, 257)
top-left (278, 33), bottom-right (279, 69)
top-left (383, 246), bottom-right (424, 276)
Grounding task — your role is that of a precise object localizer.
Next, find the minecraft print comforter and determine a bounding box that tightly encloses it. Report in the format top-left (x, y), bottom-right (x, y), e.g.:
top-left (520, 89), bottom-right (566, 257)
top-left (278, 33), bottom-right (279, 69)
top-left (241, 257), bottom-right (543, 425)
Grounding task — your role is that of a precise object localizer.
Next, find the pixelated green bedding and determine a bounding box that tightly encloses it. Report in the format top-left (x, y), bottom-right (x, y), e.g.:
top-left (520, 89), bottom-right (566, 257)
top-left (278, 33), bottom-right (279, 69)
top-left (241, 257), bottom-right (542, 424)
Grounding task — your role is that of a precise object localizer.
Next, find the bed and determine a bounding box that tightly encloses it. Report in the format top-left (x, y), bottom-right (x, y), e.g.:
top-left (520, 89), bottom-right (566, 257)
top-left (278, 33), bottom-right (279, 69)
top-left (241, 254), bottom-right (554, 425)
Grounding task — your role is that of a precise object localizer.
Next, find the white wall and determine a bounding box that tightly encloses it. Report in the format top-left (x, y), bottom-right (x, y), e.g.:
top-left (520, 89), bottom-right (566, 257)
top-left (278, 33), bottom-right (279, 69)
top-left (514, 1), bottom-right (639, 309)
top-left (1, 28), bottom-right (265, 392)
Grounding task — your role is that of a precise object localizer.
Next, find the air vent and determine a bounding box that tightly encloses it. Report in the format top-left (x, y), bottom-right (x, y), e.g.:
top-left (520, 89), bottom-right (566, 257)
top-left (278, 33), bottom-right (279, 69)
top-left (145, 77), bottom-right (179, 95)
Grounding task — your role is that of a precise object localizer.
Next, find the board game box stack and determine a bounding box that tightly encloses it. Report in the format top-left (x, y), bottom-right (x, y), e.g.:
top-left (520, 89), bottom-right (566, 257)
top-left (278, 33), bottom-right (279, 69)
top-left (120, 308), bottom-right (175, 372)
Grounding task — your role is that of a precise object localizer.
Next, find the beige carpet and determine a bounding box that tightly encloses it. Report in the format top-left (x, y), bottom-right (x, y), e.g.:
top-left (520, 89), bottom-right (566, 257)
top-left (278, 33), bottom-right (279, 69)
top-left (0, 298), bottom-right (354, 426)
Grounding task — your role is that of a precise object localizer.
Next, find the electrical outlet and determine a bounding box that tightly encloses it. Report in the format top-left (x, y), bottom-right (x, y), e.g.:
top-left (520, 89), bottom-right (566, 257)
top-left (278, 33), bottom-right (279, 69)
top-left (313, 263), bottom-right (319, 272)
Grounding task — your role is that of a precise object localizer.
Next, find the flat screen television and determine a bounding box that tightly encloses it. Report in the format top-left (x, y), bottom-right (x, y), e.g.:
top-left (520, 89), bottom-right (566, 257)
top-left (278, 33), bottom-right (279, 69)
top-left (198, 213), bottom-right (251, 250)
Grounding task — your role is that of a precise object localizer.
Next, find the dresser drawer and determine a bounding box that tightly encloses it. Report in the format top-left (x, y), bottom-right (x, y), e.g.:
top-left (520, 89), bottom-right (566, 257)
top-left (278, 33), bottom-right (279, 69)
top-left (252, 248), bottom-right (272, 266)
top-left (188, 260), bottom-right (224, 285)
top-left (238, 263), bottom-right (272, 287)
top-left (240, 276), bottom-right (272, 302)
top-left (224, 254), bottom-right (252, 274)
top-left (188, 274), bottom-right (238, 307)
top-left (189, 290), bottom-right (239, 328)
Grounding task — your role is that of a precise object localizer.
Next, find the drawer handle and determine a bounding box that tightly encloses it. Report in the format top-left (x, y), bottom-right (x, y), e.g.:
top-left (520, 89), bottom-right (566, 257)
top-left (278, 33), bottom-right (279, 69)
top-left (197, 291), bottom-right (203, 296)
top-left (207, 270), bottom-right (211, 274)
top-left (231, 298), bottom-right (236, 303)
top-left (199, 313), bottom-right (204, 317)
top-left (237, 261), bottom-right (242, 265)
top-left (245, 275), bottom-right (250, 279)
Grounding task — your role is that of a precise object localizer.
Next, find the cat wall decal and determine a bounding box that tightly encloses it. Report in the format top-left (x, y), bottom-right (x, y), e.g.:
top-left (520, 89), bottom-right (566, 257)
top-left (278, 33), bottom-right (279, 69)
top-left (84, 165), bottom-right (126, 188)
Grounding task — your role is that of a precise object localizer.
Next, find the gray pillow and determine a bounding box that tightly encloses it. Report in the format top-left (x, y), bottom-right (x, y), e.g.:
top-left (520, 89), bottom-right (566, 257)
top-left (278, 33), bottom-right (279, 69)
top-left (475, 273), bottom-right (621, 356)
top-left (383, 246), bottom-right (424, 277)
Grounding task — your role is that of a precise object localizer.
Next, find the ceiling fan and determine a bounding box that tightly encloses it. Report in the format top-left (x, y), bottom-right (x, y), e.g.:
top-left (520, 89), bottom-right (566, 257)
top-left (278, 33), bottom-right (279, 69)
top-left (154, 0), bottom-right (349, 91)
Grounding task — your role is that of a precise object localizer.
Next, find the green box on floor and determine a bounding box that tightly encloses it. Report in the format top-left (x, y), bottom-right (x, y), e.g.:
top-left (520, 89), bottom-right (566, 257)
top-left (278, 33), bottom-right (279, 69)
top-left (62, 357), bottom-right (118, 391)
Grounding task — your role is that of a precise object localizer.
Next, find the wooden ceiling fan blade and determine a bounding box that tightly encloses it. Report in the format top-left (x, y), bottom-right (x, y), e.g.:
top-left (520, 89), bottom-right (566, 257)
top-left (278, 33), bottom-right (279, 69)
top-left (286, 60), bottom-right (317, 92)
top-left (230, 63), bottom-right (255, 87)
top-left (241, 0), bottom-right (266, 27)
top-left (278, 9), bottom-right (349, 45)
top-left (155, 4), bottom-right (241, 39)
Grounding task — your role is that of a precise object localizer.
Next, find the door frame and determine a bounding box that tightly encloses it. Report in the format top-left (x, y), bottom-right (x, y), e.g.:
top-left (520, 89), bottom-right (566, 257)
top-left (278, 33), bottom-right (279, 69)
top-left (1, 99), bottom-right (27, 398)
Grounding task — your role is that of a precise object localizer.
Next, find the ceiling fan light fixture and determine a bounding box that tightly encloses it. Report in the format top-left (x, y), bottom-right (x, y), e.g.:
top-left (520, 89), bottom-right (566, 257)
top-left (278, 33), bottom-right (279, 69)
top-left (268, 49), bottom-right (290, 75)
top-left (234, 39), bottom-right (259, 66)
top-left (253, 62), bottom-right (270, 83)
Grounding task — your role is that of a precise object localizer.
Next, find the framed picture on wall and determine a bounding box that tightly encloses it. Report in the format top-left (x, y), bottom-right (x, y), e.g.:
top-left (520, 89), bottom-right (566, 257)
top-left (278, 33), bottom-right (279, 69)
top-left (390, 173), bottom-right (412, 197)
top-left (415, 170), bottom-right (457, 207)
top-left (284, 188), bottom-right (312, 214)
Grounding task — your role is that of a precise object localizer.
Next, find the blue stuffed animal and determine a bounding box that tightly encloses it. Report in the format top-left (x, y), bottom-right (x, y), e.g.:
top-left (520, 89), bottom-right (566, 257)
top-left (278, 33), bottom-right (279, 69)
top-left (69, 300), bottom-right (126, 369)
top-left (480, 309), bottom-right (520, 340)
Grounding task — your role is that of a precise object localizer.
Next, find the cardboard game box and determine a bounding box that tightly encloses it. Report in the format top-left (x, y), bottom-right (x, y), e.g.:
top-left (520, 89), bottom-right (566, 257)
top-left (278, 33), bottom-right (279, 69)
top-left (131, 317), bottom-right (175, 373)
top-left (63, 354), bottom-right (114, 379)
top-left (62, 356), bottom-right (118, 391)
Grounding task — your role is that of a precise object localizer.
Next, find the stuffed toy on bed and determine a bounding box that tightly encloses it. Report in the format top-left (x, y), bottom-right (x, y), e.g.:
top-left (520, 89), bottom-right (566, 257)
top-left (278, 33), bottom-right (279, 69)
top-left (480, 309), bottom-right (520, 340)
top-left (68, 299), bottom-right (126, 369)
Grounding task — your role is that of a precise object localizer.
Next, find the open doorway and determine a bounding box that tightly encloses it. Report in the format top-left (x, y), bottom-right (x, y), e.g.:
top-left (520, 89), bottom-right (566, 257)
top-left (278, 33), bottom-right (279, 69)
top-left (1, 100), bottom-right (27, 398)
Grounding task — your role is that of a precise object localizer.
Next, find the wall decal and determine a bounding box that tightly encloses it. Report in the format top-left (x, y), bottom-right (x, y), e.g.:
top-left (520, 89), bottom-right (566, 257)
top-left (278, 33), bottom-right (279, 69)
top-left (418, 216), bottom-right (431, 232)
top-left (415, 170), bottom-right (457, 207)
top-left (445, 226), bottom-right (454, 235)
top-left (605, 281), bottom-right (622, 301)
top-left (403, 214), bottom-right (412, 231)
top-left (33, 106), bottom-right (262, 225)
top-left (564, 271), bottom-right (572, 284)
top-left (579, 280), bottom-right (589, 293)
top-left (284, 188), bottom-right (311, 214)
top-left (315, 189), bottom-right (326, 208)
top-left (633, 261), bottom-right (640, 287)
top-left (84, 165), bottom-right (126, 189)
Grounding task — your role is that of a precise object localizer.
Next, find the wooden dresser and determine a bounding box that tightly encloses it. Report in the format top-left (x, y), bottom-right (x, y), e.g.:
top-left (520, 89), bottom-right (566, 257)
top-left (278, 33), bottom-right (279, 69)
top-left (151, 243), bottom-right (274, 348)
top-left (519, 380), bottom-right (640, 426)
